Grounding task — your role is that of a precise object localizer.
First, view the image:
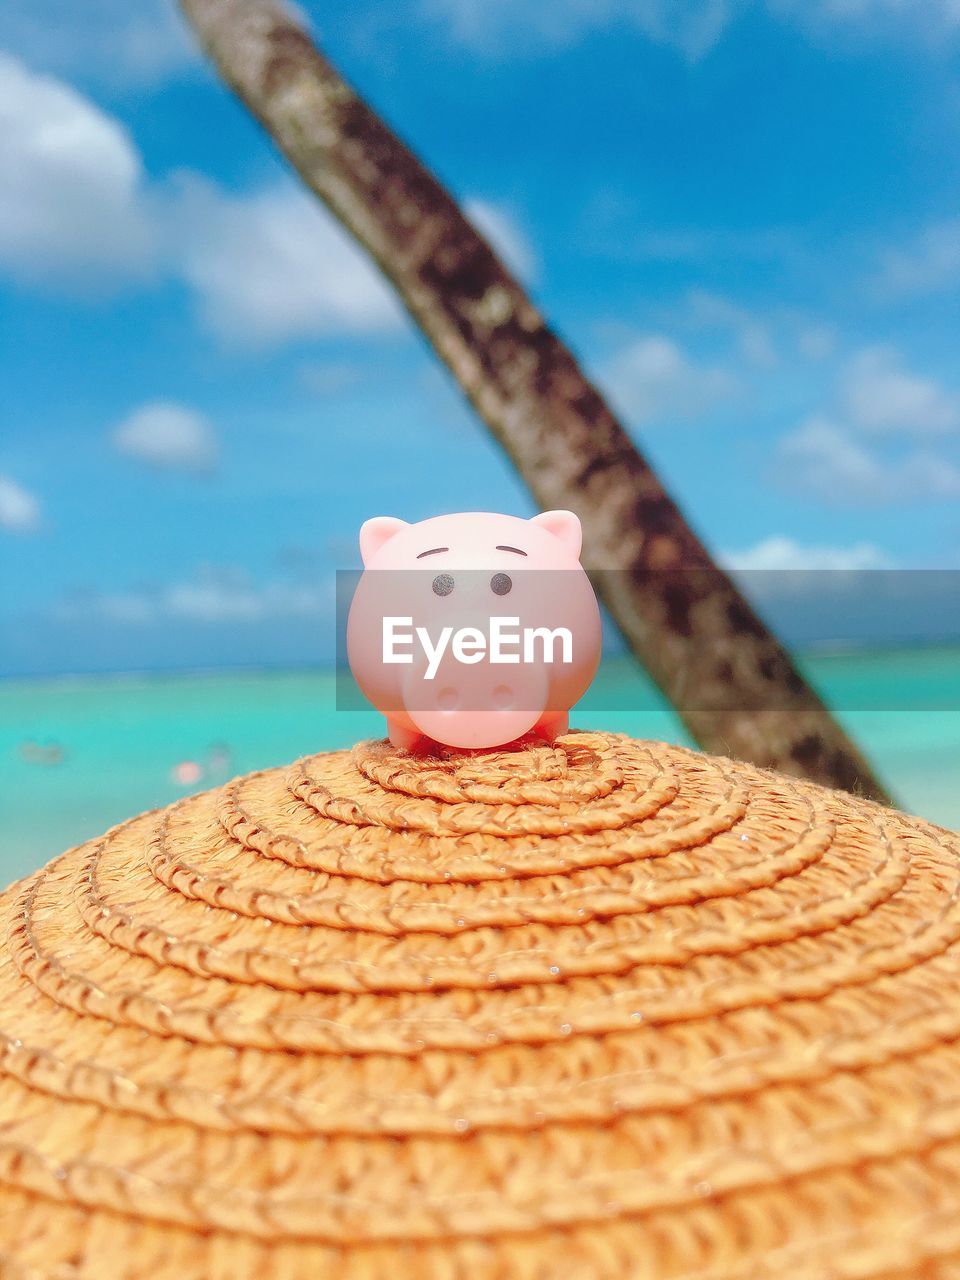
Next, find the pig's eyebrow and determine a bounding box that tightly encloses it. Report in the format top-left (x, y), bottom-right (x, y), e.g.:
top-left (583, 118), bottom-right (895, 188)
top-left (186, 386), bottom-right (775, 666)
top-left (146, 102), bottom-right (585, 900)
top-left (416, 547), bottom-right (449, 558)
top-left (496, 545), bottom-right (527, 556)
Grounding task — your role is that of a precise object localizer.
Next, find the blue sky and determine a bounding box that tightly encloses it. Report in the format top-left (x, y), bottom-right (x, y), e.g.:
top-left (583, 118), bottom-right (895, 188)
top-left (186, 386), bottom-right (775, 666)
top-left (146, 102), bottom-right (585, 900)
top-left (1, 0), bottom-right (959, 675)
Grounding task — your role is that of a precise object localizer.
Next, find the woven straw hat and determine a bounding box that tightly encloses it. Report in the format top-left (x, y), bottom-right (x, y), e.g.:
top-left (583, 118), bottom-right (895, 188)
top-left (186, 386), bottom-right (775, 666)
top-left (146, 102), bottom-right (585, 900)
top-left (1, 730), bottom-right (959, 1278)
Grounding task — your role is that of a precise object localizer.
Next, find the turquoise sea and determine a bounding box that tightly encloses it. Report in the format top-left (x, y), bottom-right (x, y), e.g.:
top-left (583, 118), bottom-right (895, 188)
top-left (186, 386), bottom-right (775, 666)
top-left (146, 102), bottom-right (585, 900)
top-left (1, 649), bottom-right (958, 883)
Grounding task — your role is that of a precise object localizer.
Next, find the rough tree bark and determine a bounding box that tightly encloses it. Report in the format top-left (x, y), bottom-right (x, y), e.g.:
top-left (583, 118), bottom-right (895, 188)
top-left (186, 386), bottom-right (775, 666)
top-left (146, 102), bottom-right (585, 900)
top-left (179, 0), bottom-right (892, 802)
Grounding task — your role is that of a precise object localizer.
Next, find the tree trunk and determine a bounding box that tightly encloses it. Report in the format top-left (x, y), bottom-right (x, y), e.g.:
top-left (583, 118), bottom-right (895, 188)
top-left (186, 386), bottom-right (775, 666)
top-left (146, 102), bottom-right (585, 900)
top-left (178, 0), bottom-right (892, 803)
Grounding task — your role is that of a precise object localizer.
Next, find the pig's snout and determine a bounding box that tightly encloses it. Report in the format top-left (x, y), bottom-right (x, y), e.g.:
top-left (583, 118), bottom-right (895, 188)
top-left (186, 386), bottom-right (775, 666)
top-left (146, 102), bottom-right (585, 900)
top-left (402, 653), bottom-right (549, 749)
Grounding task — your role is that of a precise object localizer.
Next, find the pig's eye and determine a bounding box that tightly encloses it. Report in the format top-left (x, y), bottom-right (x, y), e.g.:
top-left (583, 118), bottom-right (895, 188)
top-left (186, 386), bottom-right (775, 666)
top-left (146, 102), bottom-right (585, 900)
top-left (490, 572), bottom-right (512, 596)
top-left (432, 573), bottom-right (455, 597)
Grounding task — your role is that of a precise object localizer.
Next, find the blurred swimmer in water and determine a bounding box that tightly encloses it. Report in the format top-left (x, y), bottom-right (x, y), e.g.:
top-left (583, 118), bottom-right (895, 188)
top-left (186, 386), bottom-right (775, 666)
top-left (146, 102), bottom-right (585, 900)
top-left (18, 741), bottom-right (66, 766)
top-left (206, 742), bottom-right (233, 781)
top-left (171, 760), bottom-right (203, 786)
top-left (170, 745), bottom-right (232, 789)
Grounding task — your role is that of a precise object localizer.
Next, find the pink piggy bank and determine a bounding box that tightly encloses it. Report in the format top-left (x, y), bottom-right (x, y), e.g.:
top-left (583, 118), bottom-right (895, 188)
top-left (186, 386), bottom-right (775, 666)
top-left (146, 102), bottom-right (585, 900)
top-left (347, 511), bottom-right (601, 751)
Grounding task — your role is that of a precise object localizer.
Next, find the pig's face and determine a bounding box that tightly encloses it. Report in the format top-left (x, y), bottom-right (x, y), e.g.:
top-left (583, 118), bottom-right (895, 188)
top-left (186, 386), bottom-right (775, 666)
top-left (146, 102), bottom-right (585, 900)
top-left (346, 511), bottom-right (601, 750)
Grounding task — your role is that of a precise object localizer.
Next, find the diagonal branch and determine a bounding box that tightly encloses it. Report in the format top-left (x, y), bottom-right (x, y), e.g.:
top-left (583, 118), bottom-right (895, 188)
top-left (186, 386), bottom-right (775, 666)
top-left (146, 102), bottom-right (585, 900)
top-left (178, 0), bottom-right (891, 803)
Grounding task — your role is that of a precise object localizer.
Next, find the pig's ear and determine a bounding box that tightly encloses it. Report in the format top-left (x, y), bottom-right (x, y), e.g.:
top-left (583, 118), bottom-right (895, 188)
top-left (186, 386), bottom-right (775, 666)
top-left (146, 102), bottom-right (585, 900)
top-left (529, 510), bottom-right (582, 559)
top-left (359, 516), bottom-right (409, 566)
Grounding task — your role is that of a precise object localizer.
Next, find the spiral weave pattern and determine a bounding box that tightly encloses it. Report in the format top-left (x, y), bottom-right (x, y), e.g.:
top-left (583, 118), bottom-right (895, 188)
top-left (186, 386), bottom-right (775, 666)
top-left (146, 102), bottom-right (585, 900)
top-left (1, 730), bottom-right (959, 1279)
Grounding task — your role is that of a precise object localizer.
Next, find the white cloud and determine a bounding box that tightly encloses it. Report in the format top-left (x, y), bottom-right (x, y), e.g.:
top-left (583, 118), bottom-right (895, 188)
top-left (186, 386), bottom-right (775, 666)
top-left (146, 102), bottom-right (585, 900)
top-left (684, 289), bottom-right (777, 367)
top-left (0, 0), bottom-right (194, 89)
top-left (297, 362), bottom-right (365, 396)
top-left (57, 566), bottom-right (336, 625)
top-left (874, 220), bottom-right (960, 298)
top-left (841, 346), bottom-right (960, 436)
top-left (425, 0), bottom-right (741, 60)
top-left (164, 575), bottom-right (332, 623)
top-left (721, 534), bottom-right (893, 572)
top-left (0, 54), bottom-right (154, 286)
top-left (464, 198), bottom-right (538, 282)
top-left (816, 0), bottom-right (959, 17)
top-left (776, 416), bottom-right (960, 504)
top-left (796, 324), bottom-right (837, 361)
top-left (0, 474), bottom-right (41, 532)
top-left (772, 345), bottom-right (960, 505)
top-left (642, 0), bottom-right (737, 58)
top-left (166, 176), bottom-right (404, 346)
top-left (619, 0), bottom-right (738, 61)
top-left (664, 291), bottom-right (844, 370)
top-left (601, 333), bottom-right (736, 424)
top-left (778, 418), bottom-right (885, 502)
top-left (0, 58), bottom-right (406, 344)
top-left (112, 402), bottom-right (218, 473)
top-left (772, 0), bottom-right (960, 39)
top-left (576, 197), bottom-right (801, 270)
top-left (426, 0), bottom-right (959, 58)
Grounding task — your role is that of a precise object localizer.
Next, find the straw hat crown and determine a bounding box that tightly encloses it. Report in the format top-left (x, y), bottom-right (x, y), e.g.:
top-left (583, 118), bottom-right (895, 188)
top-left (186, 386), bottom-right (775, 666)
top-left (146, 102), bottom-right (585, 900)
top-left (0, 730), bottom-right (959, 1278)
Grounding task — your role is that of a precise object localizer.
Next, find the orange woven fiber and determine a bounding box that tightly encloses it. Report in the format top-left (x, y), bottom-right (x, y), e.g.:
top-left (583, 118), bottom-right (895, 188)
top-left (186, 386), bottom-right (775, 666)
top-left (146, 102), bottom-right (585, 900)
top-left (2, 732), bottom-right (960, 1279)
